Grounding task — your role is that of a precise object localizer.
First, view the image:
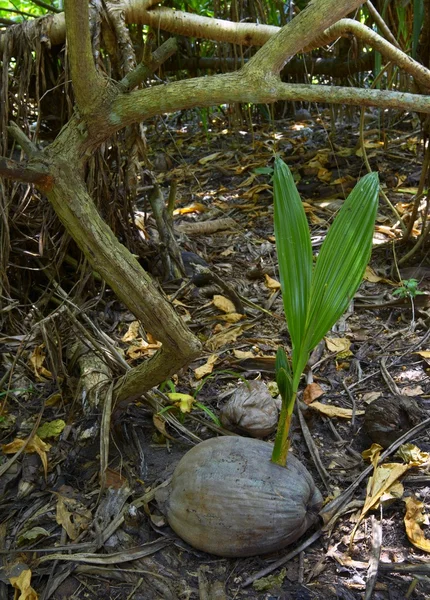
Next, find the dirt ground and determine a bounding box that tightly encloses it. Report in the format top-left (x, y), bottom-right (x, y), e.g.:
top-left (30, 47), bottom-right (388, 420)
top-left (1, 108), bottom-right (430, 599)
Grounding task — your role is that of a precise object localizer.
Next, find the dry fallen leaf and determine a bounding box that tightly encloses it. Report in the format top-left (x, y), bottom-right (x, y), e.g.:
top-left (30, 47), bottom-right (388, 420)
top-left (10, 569), bottom-right (38, 600)
top-left (29, 345), bottom-right (52, 381)
top-left (303, 383), bottom-right (325, 405)
top-left (363, 266), bottom-right (384, 282)
top-left (218, 312), bottom-right (243, 323)
top-left (309, 401), bottom-right (364, 419)
top-left (194, 354), bottom-right (218, 380)
top-left (232, 349), bottom-right (255, 359)
top-left (213, 294), bottom-right (236, 314)
top-left (173, 202), bottom-right (206, 215)
top-left (264, 274), bottom-right (281, 290)
top-left (325, 337), bottom-right (351, 353)
top-left (152, 414), bottom-right (175, 440)
top-left (206, 326), bottom-right (243, 351)
top-left (401, 385), bottom-right (424, 397)
top-left (404, 495), bottom-right (430, 553)
top-left (121, 321), bottom-right (140, 342)
top-left (350, 443), bottom-right (425, 547)
top-left (56, 494), bottom-right (92, 541)
top-left (396, 444), bottom-right (430, 465)
top-left (362, 391), bottom-right (382, 404)
top-left (2, 436), bottom-right (51, 478)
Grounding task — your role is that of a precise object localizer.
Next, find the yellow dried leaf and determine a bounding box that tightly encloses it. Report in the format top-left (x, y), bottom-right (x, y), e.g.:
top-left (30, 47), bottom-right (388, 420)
top-left (325, 337), bottom-right (350, 353)
top-left (29, 345), bottom-right (52, 381)
top-left (264, 274), bottom-right (281, 290)
top-left (10, 569), bottom-right (38, 600)
top-left (121, 321), bottom-right (140, 342)
top-left (173, 202), bottom-right (206, 215)
top-left (194, 354), bottom-right (218, 380)
top-left (2, 436), bottom-right (51, 478)
top-left (56, 495), bottom-right (92, 541)
top-left (45, 393), bottom-right (62, 407)
top-left (309, 401), bottom-right (365, 419)
top-left (365, 463), bottom-right (408, 510)
top-left (350, 459), bottom-right (411, 546)
top-left (303, 383), bottom-right (325, 405)
top-left (37, 420), bottom-right (66, 439)
top-left (362, 444), bottom-right (384, 468)
top-left (153, 414), bottom-right (174, 440)
top-left (232, 349), bottom-right (255, 359)
top-left (206, 327), bottom-right (243, 351)
top-left (415, 350), bottom-right (430, 359)
top-left (317, 168), bottom-right (332, 183)
top-left (238, 173), bottom-right (257, 188)
top-left (167, 393), bottom-right (195, 413)
top-left (147, 332), bottom-right (161, 346)
top-left (218, 313), bottom-right (243, 323)
top-left (396, 444), bottom-right (430, 465)
top-left (213, 295), bottom-right (236, 314)
top-left (363, 266), bottom-right (383, 282)
top-left (404, 496), bottom-right (430, 553)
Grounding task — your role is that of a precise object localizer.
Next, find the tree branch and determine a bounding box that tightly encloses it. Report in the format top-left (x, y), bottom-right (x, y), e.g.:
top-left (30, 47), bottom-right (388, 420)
top-left (64, 0), bottom-right (104, 115)
top-left (118, 38), bottom-right (178, 93)
top-left (243, 0), bottom-right (365, 75)
top-left (44, 158), bottom-right (201, 405)
top-left (0, 157), bottom-right (54, 191)
top-left (309, 19), bottom-right (430, 92)
top-left (110, 73), bottom-right (430, 134)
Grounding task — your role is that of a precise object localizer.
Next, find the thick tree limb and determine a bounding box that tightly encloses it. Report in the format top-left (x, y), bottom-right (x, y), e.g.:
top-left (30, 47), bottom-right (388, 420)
top-left (64, 0), bottom-right (104, 114)
top-left (0, 157), bottom-right (54, 191)
top-left (44, 158), bottom-right (201, 405)
top-left (111, 74), bottom-right (430, 134)
top-left (244, 0), bottom-right (365, 74)
top-left (310, 19), bottom-right (430, 92)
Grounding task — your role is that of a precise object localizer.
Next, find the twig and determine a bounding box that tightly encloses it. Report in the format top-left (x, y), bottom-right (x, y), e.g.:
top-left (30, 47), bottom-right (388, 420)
top-left (7, 121), bottom-right (38, 156)
top-left (342, 379), bottom-right (357, 428)
top-left (364, 515), bottom-right (382, 600)
top-left (297, 404), bottom-right (331, 492)
top-left (380, 356), bottom-right (400, 395)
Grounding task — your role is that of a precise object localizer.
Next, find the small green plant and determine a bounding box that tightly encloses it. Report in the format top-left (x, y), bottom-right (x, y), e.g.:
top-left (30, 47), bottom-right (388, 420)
top-left (393, 278), bottom-right (423, 300)
top-left (393, 277), bottom-right (424, 328)
top-left (272, 158), bottom-right (379, 466)
top-left (158, 379), bottom-right (221, 426)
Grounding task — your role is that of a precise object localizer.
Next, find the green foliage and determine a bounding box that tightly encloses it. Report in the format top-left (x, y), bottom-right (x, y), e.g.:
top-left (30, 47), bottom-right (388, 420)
top-left (0, 1), bottom-right (60, 21)
top-left (393, 278), bottom-right (424, 299)
top-left (158, 379), bottom-right (221, 426)
top-left (272, 158), bottom-right (379, 465)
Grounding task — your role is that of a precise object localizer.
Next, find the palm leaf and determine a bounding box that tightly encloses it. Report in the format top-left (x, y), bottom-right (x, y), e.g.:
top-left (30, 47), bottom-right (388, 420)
top-left (303, 172), bottom-right (379, 353)
top-left (273, 158), bottom-right (312, 374)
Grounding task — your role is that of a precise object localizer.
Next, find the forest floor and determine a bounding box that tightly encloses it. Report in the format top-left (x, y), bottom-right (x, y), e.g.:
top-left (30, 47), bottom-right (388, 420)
top-left (1, 108), bottom-right (430, 600)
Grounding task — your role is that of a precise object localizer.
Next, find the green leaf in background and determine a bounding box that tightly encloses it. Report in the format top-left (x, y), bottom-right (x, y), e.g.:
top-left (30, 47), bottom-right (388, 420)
top-left (303, 172), bottom-right (379, 353)
top-left (273, 158), bottom-right (312, 375)
top-left (37, 419), bottom-right (66, 439)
